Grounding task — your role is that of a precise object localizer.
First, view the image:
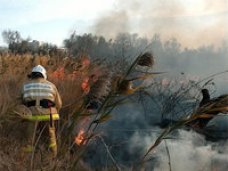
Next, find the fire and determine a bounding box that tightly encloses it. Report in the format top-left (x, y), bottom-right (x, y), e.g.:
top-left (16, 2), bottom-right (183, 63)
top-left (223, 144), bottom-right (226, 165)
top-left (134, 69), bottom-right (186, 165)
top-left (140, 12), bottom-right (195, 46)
top-left (50, 67), bottom-right (65, 80)
top-left (82, 58), bottom-right (90, 67)
top-left (81, 77), bottom-right (90, 94)
top-left (75, 130), bottom-right (86, 145)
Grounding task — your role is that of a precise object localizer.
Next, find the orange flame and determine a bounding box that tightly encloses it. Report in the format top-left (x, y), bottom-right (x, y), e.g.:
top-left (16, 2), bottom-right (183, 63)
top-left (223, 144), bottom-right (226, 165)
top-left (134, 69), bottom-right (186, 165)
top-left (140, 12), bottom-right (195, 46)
top-left (51, 67), bottom-right (65, 80)
top-left (81, 77), bottom-right (90, 94)
top-left (75, 130), bottom-right (86, 145)
top-left (82, 58), bottom-right (90, 66)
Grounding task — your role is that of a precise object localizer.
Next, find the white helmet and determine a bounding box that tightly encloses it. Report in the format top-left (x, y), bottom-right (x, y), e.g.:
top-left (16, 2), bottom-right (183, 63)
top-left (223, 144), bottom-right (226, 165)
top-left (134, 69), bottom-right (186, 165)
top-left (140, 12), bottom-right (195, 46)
top-left (32, 65), bottom-right (47, 79)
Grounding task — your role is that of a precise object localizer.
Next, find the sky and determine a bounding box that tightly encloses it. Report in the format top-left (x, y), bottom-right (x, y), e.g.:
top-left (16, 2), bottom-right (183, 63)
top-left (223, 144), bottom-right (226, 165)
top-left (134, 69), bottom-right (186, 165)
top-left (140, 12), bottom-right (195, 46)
top-left (0, 0), bottom-right (228, 48)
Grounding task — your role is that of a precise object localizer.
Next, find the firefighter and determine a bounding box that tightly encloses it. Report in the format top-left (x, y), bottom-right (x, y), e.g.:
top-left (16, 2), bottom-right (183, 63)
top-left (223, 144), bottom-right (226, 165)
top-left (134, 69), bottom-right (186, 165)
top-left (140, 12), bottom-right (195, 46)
top-left (21, 65), bottom-right (62, 157)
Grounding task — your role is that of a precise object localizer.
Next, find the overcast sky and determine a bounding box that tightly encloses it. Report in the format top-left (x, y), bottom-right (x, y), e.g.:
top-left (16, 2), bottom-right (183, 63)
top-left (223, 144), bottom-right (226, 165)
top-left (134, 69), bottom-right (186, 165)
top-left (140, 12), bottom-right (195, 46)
top-left (0, 0), bottom-right (227, 48)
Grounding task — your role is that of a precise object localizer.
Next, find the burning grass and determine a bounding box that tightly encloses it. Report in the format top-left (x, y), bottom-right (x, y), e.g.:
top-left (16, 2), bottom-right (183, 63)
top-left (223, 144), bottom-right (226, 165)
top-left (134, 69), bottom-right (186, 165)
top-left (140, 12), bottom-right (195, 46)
top-left (0, 52), bottom-right (227, 170)
top-left (0, 52), bottom-right (111, 170)
top-left (0, 52), bottom-right (158, 170)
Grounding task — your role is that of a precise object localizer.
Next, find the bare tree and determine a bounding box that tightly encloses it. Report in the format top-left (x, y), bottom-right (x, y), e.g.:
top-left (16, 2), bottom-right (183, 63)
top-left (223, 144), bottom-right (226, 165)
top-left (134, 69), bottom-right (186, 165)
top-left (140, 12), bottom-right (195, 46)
top-left (2, 29), bottom-right (22, 45)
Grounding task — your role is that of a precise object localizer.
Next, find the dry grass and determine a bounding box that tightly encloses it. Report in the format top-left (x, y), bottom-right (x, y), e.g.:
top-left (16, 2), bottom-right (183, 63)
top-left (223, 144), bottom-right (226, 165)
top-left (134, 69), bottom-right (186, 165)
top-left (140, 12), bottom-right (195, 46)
top-left (2, 52), bottom-right (224, 170)
top-left (0, 53), bottom-right (110, 170)
top-left (0, 52), bottom-right (156, 170)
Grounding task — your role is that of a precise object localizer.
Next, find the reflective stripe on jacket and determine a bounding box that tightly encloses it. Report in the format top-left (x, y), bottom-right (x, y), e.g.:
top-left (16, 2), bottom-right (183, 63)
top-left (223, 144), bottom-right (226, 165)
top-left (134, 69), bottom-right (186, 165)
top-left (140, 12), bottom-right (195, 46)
top-left (23, 82), bottom-right (55, 101)
top-left (22, 78), bottom-right (62, 114)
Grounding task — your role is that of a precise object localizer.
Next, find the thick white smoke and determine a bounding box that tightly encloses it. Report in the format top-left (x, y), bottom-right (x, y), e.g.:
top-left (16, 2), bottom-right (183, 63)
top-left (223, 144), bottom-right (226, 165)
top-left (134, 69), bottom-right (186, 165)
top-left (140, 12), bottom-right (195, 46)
top-left (130, 129), bottom-right (228, 171)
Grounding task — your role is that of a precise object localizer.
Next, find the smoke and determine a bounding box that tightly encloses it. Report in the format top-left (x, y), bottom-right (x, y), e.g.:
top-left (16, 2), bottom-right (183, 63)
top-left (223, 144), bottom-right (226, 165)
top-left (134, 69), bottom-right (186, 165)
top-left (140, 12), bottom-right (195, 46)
top-left (82, 76), bottom-right (228, 170)
top-left (65, 2), bottom-right (228, 167)
top-left (92, 0), bottom-right (228, 48)
top-left (93, 11), bottom-right (130, 38)
top-left (149, 130), bottom-right (228, 171)
top-left (160, 132), bottom-right (228, 171)
top-left (86, 106), bottom-right (228, 170)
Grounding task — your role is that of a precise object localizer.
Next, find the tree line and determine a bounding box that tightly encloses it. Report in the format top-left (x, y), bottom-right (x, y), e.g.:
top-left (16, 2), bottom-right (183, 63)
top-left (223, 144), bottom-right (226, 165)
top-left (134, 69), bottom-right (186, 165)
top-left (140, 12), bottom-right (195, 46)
top-left (1, 30), bottom-right (57, 55)
top-left (1, 29), bottom-right (228, 76)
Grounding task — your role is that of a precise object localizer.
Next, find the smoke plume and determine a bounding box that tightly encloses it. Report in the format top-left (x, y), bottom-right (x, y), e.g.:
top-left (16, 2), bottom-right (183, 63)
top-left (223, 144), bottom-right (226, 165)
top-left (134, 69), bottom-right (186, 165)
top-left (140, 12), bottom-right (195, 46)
top-left (92, 0), bottom-right (228, 48)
